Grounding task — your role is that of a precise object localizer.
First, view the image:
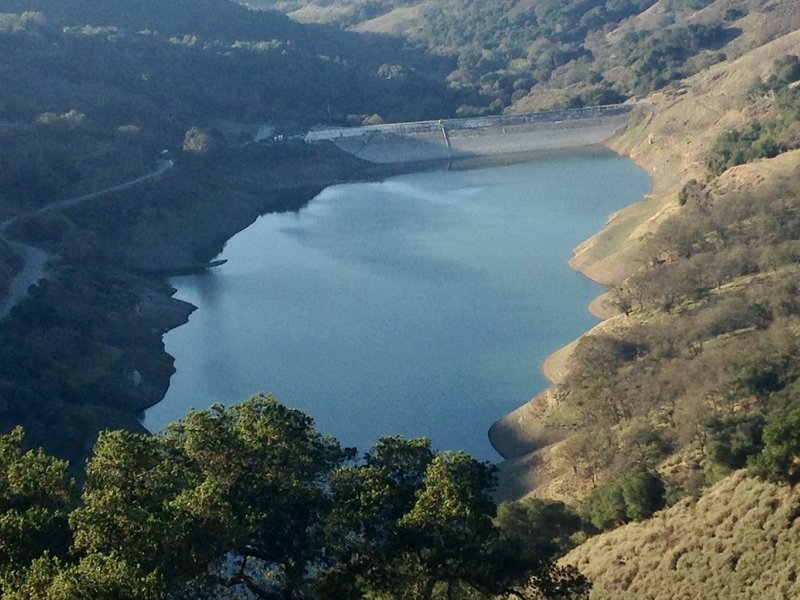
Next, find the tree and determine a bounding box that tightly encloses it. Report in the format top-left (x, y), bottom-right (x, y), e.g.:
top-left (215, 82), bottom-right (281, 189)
top-left (362, 114), bottom-right (385, 126)
top-left (581, 480), bottom-right (627, 531)
top-left (391, 452), bottom-right (564, 599)
top-left (182, 127), bottom-right (213, 153)
top-left (619, 469), bottom-right (666, 521)
top-left (0, 427), bottom-right (75, 582)
top-left (321, 445), bottom-right (585, 599)
top-left (317, 437), bottom-right (435, 597)
top-left (703, 414), bottom-right (764, 481)
top-left (2, 399), bottom-right (590, 599)
top-left (3, 554), bottom-right (164, 600)
top-left (581, 468), bottom-right (665, 530)
top-left (396, 452), bottom-right (500, 596)
top-left (496, 498), bottom-right (586, 561)
top-left (749, 408), bottom-right (800, 484)
top-left (71, 395), bottom-right (353, 598)
top-left (169, 396), bottom-right (353, 596)
top-left (68, 429), bottom-right (211, 589)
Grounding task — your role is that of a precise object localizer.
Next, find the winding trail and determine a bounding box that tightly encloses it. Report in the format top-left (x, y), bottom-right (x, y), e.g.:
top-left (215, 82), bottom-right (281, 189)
top-left (0, 159), bottom-right (174, 320)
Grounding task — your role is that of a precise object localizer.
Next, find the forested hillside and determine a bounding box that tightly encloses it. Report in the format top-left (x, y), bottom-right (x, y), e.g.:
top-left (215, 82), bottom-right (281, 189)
top-left (487, 19), bottom-right (800, 598)
top-left (0, 0), bottom-right (459, 214)
top-left (494, 24), bottom-right (800, 485)
top-left (247, 0), bottom-right (800, 113)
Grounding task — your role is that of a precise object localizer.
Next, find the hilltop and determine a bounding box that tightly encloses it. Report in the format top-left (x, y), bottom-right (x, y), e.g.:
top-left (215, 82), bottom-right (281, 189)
top-left (246, 0), bottom-right (800, 114)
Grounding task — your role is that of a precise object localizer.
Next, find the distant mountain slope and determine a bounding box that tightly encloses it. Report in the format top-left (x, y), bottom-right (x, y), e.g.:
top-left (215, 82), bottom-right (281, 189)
top-left (562, 470), bottom-right (800, 599)
top-left (0, 0), bottom-right (448, 73)
top-left (0, 13), bottom-right (451, 214)
top-left (0, 0), bottom-right (459, 127)
top-left (2, 0), bottom-right (297, 36)
top-left (250, 0), bottom-right (800, 115)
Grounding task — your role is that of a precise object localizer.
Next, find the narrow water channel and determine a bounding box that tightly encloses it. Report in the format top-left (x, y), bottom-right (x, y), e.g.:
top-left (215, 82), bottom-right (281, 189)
top-left (145, 150), bottom-right (651, 460)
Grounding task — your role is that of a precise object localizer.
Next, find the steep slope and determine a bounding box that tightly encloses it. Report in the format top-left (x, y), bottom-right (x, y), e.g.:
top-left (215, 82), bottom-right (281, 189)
top-left (562, 470), bottom-right (800, 599)
top-left (578, 26), bottom-right (800, 281)
top-left (0, 0), bottom-right (456, 131)
top-left (246, 0), bottom-right (800, 115)
top-left (492, 27), bottom-right (800, 503)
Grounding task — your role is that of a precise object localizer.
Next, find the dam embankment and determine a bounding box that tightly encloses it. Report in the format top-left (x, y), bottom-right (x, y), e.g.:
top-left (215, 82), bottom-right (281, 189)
top-left (305, 105), bottom-right (633, 164)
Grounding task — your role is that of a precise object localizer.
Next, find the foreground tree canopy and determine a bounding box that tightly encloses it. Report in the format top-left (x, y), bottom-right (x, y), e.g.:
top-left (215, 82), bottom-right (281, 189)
top-left (0, 395), bottom-right (588, 599)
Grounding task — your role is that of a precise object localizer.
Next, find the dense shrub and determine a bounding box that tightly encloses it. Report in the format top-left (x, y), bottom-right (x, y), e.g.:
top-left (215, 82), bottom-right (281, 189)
top-left (703, 414), bottom-right (765, 482)
top-left (496, 498), bottom-right (587, 560)
top-left (708, 56), bottom-right (800, 175)
top-left (581, 469), bottom-right (666, 531)
top-left (749, 408), bottom-right (800, 484)
top-left (619, 24), bottom-right (732, 94)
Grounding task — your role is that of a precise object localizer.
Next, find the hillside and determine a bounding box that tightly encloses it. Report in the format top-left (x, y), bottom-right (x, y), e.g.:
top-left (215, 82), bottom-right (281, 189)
top-left (493, 21), bottom-right (800, 496)
top-left (245, 0), bottom-right (800, 114)
top-left (0, 0), bottom-right (461, 221)
top-left (0, 0), bottom-right (799, 597)
top-left (485, 21), bottom-right (800, 597)
top-left (562, 470), bottom-right (800, 599)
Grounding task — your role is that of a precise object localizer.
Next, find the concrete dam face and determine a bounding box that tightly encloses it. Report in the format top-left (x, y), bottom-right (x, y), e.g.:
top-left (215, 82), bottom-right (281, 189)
top-left (305, 105), bottom-right (634, 164)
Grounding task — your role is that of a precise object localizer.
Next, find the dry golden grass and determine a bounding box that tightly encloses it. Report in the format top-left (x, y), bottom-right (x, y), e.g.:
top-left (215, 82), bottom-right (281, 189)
top-left (351, 4), bottom-right (426, 35)
top-left (612, 29), bottom-right (800, 194)
top-left (568, 26), bottom-right (800, 285)
top-left (562, 471), bottom-right (800, 599)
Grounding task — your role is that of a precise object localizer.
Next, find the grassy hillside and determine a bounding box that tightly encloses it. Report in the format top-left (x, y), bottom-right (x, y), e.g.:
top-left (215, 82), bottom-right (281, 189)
top-left (487, 25), bottom-right (800, 598)
top-left (494, 26), bottom-right (800, 499)
top-left (562, 470), bottom-right (800, 599)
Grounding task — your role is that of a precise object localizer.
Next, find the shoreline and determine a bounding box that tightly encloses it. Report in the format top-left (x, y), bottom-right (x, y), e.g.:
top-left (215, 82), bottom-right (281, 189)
top-left (488, 137), bottom-right (661, 463)
top-left (472, 29), bottom-right (800, 495)
top-left (0, 117), bottom-right (637, 460)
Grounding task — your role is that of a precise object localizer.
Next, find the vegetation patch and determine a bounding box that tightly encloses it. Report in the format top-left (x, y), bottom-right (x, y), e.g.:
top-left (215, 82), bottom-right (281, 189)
top-left (708, 55), bottom-right (800, 175)
top-left (0, 397), bottom-right (590, 599)
top-left (563, 470), bottom-right (800, 599)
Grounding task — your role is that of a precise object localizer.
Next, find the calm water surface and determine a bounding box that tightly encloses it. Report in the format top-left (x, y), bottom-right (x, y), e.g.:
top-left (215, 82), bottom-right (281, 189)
top-left (144, 151), bottom-right (650, 460)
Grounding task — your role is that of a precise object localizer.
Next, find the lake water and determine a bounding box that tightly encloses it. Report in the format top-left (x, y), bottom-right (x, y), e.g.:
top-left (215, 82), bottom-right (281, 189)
top-left (144, 150), bottom-right (650, 460)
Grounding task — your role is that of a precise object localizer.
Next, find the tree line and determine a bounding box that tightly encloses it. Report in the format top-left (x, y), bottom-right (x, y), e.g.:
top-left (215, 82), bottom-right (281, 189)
top-left (0, 395), bottom-right (590, 599)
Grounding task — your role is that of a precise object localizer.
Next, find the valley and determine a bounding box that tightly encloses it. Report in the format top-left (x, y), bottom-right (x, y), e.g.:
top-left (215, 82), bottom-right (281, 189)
top-left (0, 0), bottom-right (799, 597)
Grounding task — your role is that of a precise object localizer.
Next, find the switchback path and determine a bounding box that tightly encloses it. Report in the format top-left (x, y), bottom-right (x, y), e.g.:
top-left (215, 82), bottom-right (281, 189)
top-left (0, 159), bottom-right (174, 319)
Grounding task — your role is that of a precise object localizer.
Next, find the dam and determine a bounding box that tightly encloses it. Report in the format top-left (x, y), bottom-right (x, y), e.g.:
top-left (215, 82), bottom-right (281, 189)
top-left (304, 104), bottom-right (634, 164)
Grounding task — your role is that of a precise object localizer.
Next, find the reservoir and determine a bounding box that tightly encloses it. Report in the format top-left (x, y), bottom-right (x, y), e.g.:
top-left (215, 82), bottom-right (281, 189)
top-left (144, 150), bottom-right (650, 460)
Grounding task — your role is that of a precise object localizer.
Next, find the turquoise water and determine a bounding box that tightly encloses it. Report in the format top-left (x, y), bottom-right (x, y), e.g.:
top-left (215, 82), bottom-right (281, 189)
top-left (144, 150), bottom-right (650, 460)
